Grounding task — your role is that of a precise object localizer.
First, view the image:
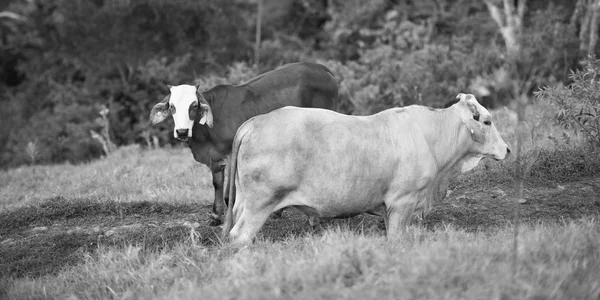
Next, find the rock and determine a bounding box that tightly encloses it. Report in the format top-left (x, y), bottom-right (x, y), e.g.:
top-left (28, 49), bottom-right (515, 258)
top-left (183, 221), bottom-right (201, 229)
top-left (517, 198), bottom-right (528, 204)
top-left (492, 188), bottom-right (506, 198)
top-left (557, 185), bottom-right (565, 191)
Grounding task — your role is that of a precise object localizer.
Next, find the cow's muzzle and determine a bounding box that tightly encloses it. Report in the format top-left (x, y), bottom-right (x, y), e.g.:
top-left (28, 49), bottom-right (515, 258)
top-left (492, 147), bottom-right (511, 160)
top-left (176, 129), bottom-right (189, 141)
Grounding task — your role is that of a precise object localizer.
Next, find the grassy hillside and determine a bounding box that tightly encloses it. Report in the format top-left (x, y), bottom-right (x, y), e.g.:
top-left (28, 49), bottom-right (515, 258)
top-left (3, 218), bottom-right (600, 299)
top-left (1, 103), bottom-right (600, 299)
top-left (0, 146), bottom-right (214, 212)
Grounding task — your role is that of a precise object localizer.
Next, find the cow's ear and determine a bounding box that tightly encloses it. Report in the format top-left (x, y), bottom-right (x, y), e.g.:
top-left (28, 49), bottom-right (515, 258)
top-left (149, 94), bottom-right (170, 125)
top-left (196, 90), bottom-right (214, 128)
top-left (457, 93), bottom-right (480, 116)
top-left (199, 103), bottom-right (214, 128)
top-left (463, 119), bottom-right (485, 144)
top-left (457, 93), bottom-right (484, 143)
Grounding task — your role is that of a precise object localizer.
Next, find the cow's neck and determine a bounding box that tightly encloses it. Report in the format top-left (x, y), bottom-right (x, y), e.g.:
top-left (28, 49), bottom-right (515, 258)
top-left (416, 107), bottom-right (476, 176)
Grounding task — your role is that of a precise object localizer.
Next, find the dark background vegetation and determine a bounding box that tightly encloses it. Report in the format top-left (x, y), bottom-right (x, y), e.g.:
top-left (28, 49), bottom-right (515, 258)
top-left (0, 0), bottom-right (596, 168)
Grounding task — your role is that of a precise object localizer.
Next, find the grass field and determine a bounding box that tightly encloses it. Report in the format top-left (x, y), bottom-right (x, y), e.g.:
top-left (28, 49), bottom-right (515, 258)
top-left (1, 103), bottom-right (600, 299)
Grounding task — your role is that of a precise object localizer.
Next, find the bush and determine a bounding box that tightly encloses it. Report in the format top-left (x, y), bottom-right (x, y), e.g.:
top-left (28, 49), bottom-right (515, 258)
top-left (529, 145), bottom-right (600, 182)
top-left (536, 55), bottom-right (600, 147)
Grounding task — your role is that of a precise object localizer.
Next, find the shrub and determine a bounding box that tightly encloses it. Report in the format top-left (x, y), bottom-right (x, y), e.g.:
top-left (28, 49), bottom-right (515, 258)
top-left (536, 55), bottom-right (600, 147)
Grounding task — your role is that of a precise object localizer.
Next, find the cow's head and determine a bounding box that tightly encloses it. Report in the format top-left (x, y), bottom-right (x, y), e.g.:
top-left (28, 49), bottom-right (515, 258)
top-left (149, 84), bottom-right (214, 141)
top-left (456, 93), bottom-right (510, 161)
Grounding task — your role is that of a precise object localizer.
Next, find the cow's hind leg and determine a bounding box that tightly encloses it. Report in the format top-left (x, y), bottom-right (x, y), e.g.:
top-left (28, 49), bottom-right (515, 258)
top-left (209, 168), bottom-right (225, 226)
top-left (229, 206), bottom-right (272, 245)
top-left (228, 187), bottom-right (290, 245)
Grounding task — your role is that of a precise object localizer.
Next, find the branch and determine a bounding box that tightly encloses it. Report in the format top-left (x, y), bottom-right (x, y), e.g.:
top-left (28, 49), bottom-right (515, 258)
top-left (115, 64), bottom-right (130, 89)
top-left (570, 0), bottom-right (590, 27)
top-left (517, 0), bottom-right (527, 20)
top-left (0, 11), bottom-right (25, 21)
top-left (589, 0), bottom-right (600, 55)
top-left (516, 0), bottom-right (527, 29)
top-left (572, 113), bottom-right (600, 145)
top-left (484, 0), bottom-right (505, 28)
top-left (503, 0), bottom-right (515, 27)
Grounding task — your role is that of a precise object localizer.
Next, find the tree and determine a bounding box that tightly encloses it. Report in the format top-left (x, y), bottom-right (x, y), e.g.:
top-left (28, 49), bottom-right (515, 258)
top-left (572, 0), bottom-right (600, 55)
top-left (484, 0), bottom-right (526, 58)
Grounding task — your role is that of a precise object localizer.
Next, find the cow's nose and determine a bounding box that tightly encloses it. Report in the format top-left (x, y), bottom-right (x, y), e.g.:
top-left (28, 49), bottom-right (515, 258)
top-left (506, 147), bottom-right (511, 155)
top-left (176, 129), bottom-right (189, 137)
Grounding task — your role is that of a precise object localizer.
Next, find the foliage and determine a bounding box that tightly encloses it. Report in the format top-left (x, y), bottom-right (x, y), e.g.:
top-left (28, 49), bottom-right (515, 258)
top-left (0, 0), bottom-right (256, 167)
top-left (536, 55), bottom-right (600, 146)
top-left (0, 0), bottom-right (592, 167)
top-left (517, 3), bottom-right (581, 90)
top-left (319, 30), bottom-right (505, 114)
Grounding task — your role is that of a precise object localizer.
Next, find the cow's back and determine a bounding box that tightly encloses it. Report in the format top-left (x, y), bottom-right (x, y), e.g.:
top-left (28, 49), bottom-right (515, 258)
top-left (241, 62), bottom-right (338, 111)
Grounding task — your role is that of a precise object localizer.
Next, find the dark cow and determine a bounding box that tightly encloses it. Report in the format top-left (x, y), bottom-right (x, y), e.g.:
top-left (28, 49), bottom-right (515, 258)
top-left (149, 62), bottom-right (339, 226)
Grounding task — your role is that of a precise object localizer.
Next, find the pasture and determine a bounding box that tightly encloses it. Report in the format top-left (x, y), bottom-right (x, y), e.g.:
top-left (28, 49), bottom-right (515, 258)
top-left (1, 103), bottom-right (600, 299)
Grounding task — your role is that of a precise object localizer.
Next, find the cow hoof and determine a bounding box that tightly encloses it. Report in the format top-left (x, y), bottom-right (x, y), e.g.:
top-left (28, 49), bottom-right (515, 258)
top-left (208, 218), bottom-right (223, 227)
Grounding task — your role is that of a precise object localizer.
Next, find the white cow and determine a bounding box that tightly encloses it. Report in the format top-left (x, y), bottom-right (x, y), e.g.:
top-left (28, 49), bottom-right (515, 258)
top-left (222, 93), bottom-right (510, 244)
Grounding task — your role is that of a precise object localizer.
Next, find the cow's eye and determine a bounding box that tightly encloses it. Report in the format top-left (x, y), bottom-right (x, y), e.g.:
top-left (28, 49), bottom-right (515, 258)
top-left (473, 115), bottom-right (479, 121)
top-left (169, 104), bottom-right (176, 114)
top-left (191, 102), bottom-right (198, 108)
top-left (484, 120), bottom-right (491, 126)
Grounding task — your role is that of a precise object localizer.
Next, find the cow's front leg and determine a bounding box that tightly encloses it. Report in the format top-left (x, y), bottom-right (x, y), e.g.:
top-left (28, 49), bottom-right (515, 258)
top-left (209, 168), bottom-right (225, 226)
top-left (385, 196), bottom-right (416, 240)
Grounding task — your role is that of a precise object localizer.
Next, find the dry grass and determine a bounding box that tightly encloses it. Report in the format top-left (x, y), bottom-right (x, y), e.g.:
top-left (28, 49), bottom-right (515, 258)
top-left (0, 145), bottom-right (213, 212)
top-left (4, 219), bottom-right (600, 300)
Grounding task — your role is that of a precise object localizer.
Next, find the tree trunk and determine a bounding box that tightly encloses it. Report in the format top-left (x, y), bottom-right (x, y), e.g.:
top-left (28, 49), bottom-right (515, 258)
top-left (573, 0), bottom-right (600, 55)
top-left (588, 0), bottom-right (600, 55)
top-left (484, 0), bottom-right (526, 58)
top-left (254, 0), bottom-right (263, 72)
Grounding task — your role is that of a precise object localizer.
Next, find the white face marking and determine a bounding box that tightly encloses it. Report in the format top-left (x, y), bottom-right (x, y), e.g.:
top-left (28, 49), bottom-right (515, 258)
top-left (169, 85), bottom-right (198, 139)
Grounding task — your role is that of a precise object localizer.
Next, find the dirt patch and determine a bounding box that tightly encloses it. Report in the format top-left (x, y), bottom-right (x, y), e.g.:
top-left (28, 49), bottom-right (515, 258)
top-left (426, 177), bottom-right (600, 231)
top-left (1, 178), bottom-right (599, 279)
top-left (0, 198), bottom-right (222, 278)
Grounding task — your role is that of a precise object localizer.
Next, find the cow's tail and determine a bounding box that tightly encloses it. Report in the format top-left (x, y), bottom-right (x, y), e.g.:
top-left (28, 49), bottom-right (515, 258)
top-left (222, 118), bottom-right (254, 241)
